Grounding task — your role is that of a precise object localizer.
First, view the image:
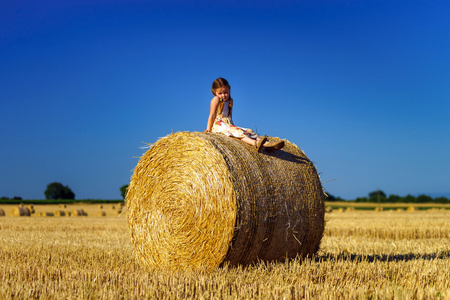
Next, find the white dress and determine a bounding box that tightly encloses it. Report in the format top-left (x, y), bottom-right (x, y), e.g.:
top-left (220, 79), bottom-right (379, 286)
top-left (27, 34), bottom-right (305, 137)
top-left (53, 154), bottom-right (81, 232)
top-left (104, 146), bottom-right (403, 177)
top-left (211, 99), bottom-right (258, 139)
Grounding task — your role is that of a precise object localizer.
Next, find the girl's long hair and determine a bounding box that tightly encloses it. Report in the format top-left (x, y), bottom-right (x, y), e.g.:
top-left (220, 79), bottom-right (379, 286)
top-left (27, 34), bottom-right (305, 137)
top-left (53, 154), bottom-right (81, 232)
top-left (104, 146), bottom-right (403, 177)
top-left (212, 78), bottom-right (233, 117)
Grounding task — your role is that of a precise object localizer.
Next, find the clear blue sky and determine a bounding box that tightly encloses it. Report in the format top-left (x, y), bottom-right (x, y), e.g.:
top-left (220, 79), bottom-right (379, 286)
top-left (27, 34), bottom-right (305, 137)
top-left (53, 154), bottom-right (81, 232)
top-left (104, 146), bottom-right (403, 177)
top-left (1, 0), bottom-right (449, 200)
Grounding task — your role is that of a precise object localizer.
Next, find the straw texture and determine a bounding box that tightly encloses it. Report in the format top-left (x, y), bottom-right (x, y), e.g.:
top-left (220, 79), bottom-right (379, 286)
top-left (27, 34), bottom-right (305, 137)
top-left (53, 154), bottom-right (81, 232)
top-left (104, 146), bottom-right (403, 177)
top-left (127, 132), bottom-right (325, 271)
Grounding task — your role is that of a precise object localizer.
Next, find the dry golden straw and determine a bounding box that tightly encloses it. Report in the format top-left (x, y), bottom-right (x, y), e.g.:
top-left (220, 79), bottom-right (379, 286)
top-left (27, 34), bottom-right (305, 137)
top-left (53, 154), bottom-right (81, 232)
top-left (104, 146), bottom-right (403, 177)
top-left (127, 132), bottom-right (325, 271)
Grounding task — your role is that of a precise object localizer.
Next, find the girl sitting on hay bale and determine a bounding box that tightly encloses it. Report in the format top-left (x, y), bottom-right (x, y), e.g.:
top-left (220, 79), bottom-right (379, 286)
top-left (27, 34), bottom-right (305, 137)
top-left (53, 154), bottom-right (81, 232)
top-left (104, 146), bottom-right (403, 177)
top-left (206, 78), bottom-right (284, 152)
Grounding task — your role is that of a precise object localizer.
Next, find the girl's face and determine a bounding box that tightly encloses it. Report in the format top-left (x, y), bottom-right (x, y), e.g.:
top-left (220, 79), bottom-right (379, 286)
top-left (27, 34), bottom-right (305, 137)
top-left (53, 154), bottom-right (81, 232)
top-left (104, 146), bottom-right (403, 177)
top-left (214, 86), bottom-right (230, 101)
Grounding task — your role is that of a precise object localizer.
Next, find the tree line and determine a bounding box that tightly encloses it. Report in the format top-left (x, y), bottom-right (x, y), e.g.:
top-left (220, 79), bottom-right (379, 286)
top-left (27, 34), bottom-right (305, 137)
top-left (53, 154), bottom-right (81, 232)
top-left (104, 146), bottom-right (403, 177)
top-left (2, 183), bottom-right (448, 204)
top-left (1, 182), bottom-right (129, 201)
top-left (326, 190), bottom-right (449, 204)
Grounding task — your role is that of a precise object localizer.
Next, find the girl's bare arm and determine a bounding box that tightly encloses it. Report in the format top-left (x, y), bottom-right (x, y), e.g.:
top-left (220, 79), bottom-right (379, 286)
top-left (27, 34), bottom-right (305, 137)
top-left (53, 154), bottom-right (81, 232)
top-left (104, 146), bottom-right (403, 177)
top-left (206, 96), bottom-right (219, 132)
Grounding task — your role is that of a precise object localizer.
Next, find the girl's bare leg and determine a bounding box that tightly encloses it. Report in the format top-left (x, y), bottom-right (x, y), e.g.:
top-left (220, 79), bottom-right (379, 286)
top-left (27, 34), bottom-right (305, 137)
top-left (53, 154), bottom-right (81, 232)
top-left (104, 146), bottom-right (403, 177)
top-left (242, 136), bottom-right (278, 147)
top-left (241, 136), bottom-right (264, 146)
top-left (243, 136), bottom-right (271, 146)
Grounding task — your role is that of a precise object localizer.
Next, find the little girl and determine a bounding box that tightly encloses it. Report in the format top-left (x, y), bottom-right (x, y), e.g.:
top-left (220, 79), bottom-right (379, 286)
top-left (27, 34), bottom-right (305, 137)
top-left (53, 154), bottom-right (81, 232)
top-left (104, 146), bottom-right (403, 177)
top-left (205, 78), bottom-right (284, 152)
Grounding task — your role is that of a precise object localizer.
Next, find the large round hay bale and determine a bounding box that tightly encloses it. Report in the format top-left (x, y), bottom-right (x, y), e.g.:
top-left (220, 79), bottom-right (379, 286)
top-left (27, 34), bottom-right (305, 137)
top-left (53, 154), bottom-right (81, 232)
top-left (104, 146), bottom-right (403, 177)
top-left (127, 132), bottom-right (325, 271)
top-left (0, 208), bottom-right (5, 216)
top-left (11, 206), bottom-right (31, 217)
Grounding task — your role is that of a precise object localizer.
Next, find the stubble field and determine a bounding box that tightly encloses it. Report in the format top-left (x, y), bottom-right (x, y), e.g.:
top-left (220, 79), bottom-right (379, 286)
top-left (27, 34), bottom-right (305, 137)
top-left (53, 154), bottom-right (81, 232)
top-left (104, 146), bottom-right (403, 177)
top-left (0, 203), bottom-right (449, 299)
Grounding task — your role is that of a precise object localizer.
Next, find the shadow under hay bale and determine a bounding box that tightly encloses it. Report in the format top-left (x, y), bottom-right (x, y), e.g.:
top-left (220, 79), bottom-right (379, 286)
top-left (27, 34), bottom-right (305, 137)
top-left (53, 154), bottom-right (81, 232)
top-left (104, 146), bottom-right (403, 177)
top-left (11, 206), bottom-right (31, 217)
top-left (127, 132), bottom-right (325, 271)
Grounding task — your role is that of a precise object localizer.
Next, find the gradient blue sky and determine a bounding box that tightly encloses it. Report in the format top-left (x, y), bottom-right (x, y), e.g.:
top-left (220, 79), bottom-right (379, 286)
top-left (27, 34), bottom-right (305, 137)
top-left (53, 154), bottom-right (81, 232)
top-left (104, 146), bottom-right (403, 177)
top-left (1, 0), bottom-right (449, 200)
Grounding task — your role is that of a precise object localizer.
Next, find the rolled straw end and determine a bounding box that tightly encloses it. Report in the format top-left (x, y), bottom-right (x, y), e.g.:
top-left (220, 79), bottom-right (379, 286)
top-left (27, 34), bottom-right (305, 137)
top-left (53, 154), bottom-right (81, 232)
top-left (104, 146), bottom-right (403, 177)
top-left (127, 132), bottom-right (236, 271)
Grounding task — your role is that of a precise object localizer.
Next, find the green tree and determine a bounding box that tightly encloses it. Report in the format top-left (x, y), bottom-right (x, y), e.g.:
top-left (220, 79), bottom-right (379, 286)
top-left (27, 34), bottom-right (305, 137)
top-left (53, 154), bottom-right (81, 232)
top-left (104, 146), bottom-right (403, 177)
top-left (416, 194), bottom-right (433, 203)
top-left (44, 182), bottom-right (75, 200)
top-left (403, 194), bottom-right (416, 203)
top-left (325, 193), bottom-right (337, 201)
top-left (355, 197), bottom-right (368, 202)
top-left (120, 184), bottom-right (128, 199)
top-left (388, 194), bottom-right (401, 203)
top-left (369, 190), bottom-right (386, 202)
top-left (435, 196), bottom-right (449, 203)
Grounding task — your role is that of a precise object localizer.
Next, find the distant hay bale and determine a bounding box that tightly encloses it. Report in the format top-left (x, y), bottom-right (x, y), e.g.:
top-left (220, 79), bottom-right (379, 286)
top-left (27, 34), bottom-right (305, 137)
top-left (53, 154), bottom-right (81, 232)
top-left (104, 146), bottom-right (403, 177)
top-left (407, 206), bottom-right (416, 212)
top-left (375, 207), bottom-right (384, 212)
top-left (38, 212), bottom-right (54, 217)
top-left (11, 206), bottom-right (31, 217)
top-left (27, 205), bottom-right (35, 214)
top-left (395, 208), bottom-right (404, 212)
top-left (98, 211), bottom-right (106, 217)
top-left (59, 204), bottom-right (67, 208)
top-left (344, 207), bottom-right (355, 212)
top-left (71, 209), bottom-right (87, 216)
top-left (55, 210), bottom-right (66, 217)
top-left (0, 208), bottom-right (5, 216)
top-left (127, 132), bottom-right (325, 271)
top-left (99, 205), bottom-right (103, 209)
